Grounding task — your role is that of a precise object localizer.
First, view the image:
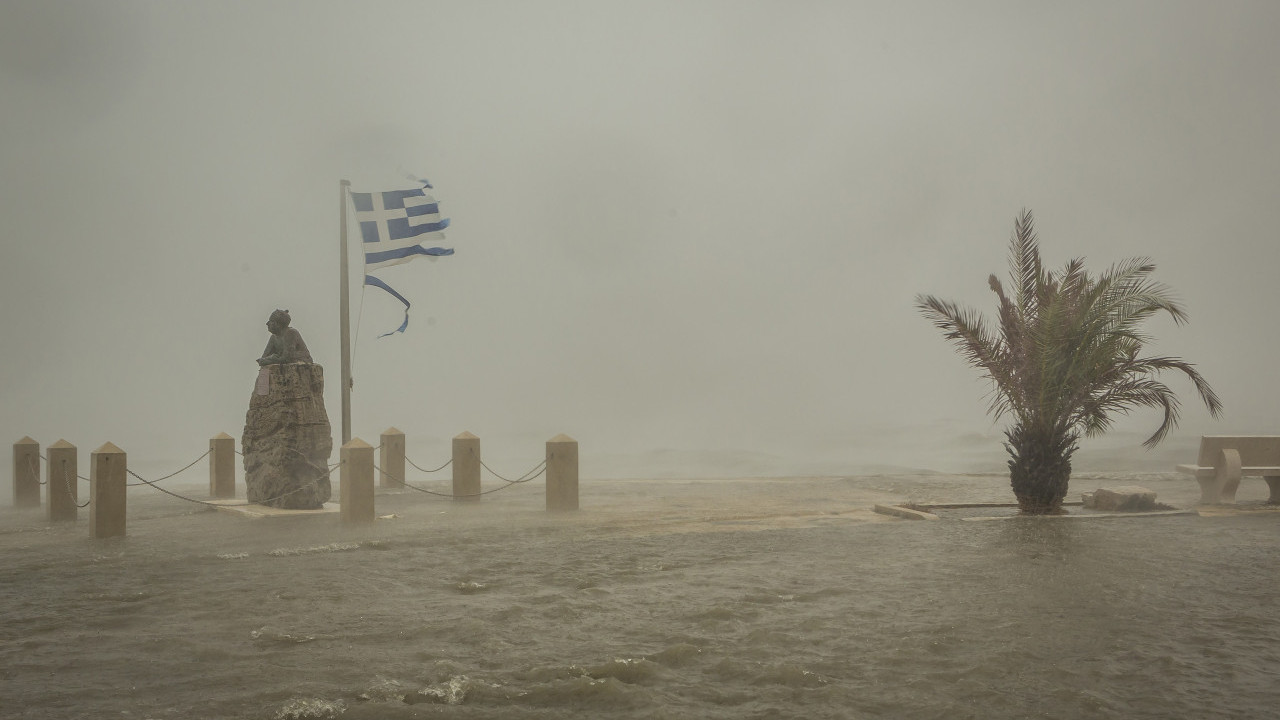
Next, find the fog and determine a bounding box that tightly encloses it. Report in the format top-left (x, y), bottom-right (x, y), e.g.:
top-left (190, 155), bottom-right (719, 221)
top-left (2, 1), bottom-right (1277, 484)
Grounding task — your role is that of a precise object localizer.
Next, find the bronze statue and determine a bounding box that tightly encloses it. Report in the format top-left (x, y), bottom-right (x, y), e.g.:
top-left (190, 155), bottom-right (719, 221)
top-left (257, 309), bottom-right (313, 365)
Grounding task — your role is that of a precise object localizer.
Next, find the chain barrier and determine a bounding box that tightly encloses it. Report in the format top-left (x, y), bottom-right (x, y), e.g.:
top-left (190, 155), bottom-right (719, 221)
top-left (18, 439), bottom-right (557, 509)
top-left (61, 460), bottom-right (91, 508)
top-left (24, 452), bottom-right (92, 507)
top-left (386, 456), bottom-right (547, 498)
top-left (126, 445), bottom-right (226, 502)
top-left (480, 456), bottom-right (546, 484)
top-left (28, 455), bottom-right (47, 485)
top-left (126, 470), bottom-right (224, 508)
top-left (126, 453), bottom-right (342, 509)
top-left (126, 449), bottom-right (212, 487)
top-left (406, 455), bottom-right (452, 473)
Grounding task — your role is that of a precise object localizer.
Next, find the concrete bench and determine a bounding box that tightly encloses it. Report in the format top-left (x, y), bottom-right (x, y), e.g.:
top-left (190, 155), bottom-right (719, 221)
top-left (1176, 435), bottom-right (1280, 504)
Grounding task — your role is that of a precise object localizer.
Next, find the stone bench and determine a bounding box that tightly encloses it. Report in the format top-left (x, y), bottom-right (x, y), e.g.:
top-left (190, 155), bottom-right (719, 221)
top-left (1176, 435), bottom-right (1280, 504)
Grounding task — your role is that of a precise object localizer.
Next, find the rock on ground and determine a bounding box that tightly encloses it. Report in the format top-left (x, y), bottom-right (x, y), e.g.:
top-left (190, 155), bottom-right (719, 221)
top-left (1082, 486), bottom-right (1157, 511)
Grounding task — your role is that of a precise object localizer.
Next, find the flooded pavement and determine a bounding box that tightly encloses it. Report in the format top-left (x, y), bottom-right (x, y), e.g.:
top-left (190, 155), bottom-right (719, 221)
top-left (1, 473), bottom-right (1277, 719)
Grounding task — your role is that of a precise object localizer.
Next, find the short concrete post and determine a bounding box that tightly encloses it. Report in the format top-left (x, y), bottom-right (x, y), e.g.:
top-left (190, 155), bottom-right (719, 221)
top-left (452, 431), bottom-right (480, 500)
top-left (379, 427), bottom-right (405, 489)
top-left (46, 439), bottom-right (78, 522)
top-left (90, 442), bottom-right (127, 538)
top-left (12, 436), bottom-right (40, 508)
top-left (209, 433), bottom-right (235, 498)
top-left (546, 434), bottom-right (579, 511)
top-left (341, 438), bottom-right (375, 526)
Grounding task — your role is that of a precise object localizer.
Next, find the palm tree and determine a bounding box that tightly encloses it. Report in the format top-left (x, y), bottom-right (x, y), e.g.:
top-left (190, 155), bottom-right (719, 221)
top-left (917, 210), bottom-right (1223, 514)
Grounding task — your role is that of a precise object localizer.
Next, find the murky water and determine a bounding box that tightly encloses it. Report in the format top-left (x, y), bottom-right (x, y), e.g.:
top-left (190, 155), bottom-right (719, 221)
top-left (2, 473), bottom-right (1277, 719)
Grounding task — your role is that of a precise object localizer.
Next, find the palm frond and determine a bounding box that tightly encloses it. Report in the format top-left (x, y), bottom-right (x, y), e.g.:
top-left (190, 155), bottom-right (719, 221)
top-left (916, 293), bottom-right (1019, 420)
top-left (1008, 208), bottom-right (1041, 318)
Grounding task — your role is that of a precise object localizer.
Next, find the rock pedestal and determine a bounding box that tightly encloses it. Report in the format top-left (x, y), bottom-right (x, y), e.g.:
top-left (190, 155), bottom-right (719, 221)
top-left (242, 363), bottom-right (333, 509)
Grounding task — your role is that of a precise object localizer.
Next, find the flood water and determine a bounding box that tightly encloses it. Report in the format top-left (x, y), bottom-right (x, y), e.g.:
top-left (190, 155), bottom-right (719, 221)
top-left (2, 471), bottom-right (1278, 719)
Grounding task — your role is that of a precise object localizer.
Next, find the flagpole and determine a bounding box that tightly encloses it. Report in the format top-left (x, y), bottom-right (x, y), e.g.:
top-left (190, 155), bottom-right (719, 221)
top-left (339, 179), bottom-right (353, 445)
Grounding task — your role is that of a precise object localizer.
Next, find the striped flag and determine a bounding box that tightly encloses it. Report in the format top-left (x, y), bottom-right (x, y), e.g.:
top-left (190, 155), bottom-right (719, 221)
top-left (349, 181), bottom-right (453, 336)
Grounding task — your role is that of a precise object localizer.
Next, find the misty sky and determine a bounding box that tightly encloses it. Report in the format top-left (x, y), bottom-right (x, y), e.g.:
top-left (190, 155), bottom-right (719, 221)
top-left (2, 1), bottom-right (1277, 481)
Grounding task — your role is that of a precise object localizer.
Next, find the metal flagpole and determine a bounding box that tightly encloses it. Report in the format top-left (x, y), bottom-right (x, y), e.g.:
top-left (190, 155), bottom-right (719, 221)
top-left (339, 179), bottom-right (353, 444)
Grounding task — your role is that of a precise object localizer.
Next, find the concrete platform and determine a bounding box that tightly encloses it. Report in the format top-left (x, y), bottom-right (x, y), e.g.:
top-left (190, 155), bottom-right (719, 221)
top-left (206, 498), bottom-right (339, 518)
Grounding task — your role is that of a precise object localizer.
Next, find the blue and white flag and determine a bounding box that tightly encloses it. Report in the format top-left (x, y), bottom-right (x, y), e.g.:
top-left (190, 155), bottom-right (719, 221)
top-left (349, 181), bottom-right (453, 336)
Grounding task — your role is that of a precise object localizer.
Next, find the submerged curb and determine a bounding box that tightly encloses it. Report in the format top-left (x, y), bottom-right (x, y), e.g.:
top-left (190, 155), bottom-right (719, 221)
top-left (873, 502), bottom-right (1203, 521)
top-left (959, 509), bottom-right (1197, 522)
top-left (872, 504), bottom-right (939, 521)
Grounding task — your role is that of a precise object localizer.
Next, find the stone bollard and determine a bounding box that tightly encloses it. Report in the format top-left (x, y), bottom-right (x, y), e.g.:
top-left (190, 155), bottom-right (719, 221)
top-left (379, 427), bottom-right (405, 489)
top-left (90, 442), bottom-right (127, 538)
top-left (452, 431), bottom-right (480, 501)
top-left (209, 433), bottom-right (236, 498)
top-left (546, 434), bottom-right (579, 511)
top-left (341, 438), bottom-right (375, 525)
top-left (12, 436), bottom-right (40, 508)
top-left (46, 440), bottom-right (78, 522)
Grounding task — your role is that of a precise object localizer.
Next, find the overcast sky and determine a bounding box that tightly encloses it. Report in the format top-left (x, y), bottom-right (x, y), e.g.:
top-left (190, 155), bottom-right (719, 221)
top-left (2, 1), bottom-right (1276, 481)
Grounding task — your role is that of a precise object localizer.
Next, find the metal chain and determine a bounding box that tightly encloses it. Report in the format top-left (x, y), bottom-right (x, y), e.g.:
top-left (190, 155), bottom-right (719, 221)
top-left (376, 468), bottom-right (457, 498)
top-left (62, 460), bottom-right (91, 508)
top-left (126, 468), bottom-right (226, 508)
top-left (377, 457), bottom-right (547, 498)
top-left (479, 457), bottom-right (547, 484)
top-left (27, 455), bottom-right (46, 485)
top-left (125, 449), bottom-right (212, 487)
top-left (405, 455), bottom-right (452, 473)
top-left (126, 457), bottom-right (340, 509)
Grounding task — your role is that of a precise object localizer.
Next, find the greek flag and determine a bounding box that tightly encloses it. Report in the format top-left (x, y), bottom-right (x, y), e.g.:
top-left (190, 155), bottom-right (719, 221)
top-left (349, 181), bottom-right (453, 336)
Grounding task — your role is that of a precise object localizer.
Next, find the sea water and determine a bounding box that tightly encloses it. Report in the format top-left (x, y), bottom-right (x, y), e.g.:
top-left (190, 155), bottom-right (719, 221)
top-left (1, 472), bottom-right (1277, 719)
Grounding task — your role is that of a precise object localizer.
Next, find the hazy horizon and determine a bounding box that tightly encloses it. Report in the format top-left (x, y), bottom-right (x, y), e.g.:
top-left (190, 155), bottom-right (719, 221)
top-left (3, 1), bottom-right (1277, 489)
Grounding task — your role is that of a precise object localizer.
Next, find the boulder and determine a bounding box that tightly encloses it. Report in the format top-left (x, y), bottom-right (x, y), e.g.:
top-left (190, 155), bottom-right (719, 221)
top-left (1082, 485), bottom-right (1157, 511)
top-left (242, 363), bottom-right (333, 509)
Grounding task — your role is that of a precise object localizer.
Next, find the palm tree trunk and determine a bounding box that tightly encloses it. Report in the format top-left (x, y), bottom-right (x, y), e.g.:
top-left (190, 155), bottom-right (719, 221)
top-left (1005, 424), bottom-right (1078, 514)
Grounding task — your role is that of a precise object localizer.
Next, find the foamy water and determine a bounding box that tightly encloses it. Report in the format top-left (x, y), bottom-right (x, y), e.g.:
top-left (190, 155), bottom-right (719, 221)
top-left (1, 473), bottom-right (1277, 719)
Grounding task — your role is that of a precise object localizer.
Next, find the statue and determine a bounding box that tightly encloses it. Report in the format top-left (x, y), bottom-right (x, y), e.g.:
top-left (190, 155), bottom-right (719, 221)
top-left (242, 310), bottom-right (332, 509)
top-left (257, 309), bottom-right (313, 365)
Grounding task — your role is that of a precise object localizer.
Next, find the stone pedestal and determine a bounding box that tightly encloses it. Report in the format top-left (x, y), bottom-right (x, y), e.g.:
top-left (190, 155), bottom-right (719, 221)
top-left (242, 364), bottom-right (333, 509)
